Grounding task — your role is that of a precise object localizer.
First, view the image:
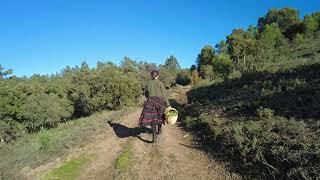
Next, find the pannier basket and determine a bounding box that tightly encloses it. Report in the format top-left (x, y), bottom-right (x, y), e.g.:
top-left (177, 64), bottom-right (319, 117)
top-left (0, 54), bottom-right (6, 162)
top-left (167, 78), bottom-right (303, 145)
top-left (164, 107), bottom-right (178, 125)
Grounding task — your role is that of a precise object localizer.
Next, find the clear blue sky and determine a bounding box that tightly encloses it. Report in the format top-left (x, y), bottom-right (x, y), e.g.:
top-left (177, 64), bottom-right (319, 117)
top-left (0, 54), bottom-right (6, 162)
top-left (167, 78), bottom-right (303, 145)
top-left (0, 0), bottom-right (319, 77)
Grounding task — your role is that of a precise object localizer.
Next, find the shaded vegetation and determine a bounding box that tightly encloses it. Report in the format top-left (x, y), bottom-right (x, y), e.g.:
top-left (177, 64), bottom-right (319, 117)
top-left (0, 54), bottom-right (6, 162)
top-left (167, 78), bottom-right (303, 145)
top-left (180, 8), bottom-right (320, 180)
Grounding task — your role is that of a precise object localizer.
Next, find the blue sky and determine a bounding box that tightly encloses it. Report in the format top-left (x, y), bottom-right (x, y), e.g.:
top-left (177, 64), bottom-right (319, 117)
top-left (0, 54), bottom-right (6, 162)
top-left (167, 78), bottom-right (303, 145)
top-left (0, 0), bottom-right (319, 77)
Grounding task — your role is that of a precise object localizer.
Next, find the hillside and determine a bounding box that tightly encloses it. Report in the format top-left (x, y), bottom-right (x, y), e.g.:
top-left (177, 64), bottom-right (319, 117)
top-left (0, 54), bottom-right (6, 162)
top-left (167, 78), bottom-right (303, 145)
top-left (178, 32), bottom-right (320, 179)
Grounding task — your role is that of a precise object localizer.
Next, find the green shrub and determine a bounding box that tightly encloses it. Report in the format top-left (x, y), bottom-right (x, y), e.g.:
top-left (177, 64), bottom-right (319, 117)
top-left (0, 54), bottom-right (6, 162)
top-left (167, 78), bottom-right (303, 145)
top-left (184, 116), bottom-right (200, 129)
top-left (67, 63), bottom-right (141, 117)
top-left (293, 33), bottom-right (305, 46)
top-left (159, 67), bottom-right (177, 88)
top-left (0, 120), bottom-right (25, 142)
top-left (176, 71), bottom-right (192, 86)
top-left (88, 66), bottom-right (141, 110)
top-left (20, 93), bottom-right (73, 132)
top-left (198, 113), bottom-right (226, 140)
top-left (228, 70), bottom-right (242, 79)
top-left (182, 111), bottom-right (320, 179)
top-left (230, 117), bottom-right (319, 179)
top-left (256, 107), bottom-right (274, 120)
top-left (190, 70), bottom-right (201, 84)
top-left (199, 65), bottom-right (216, 80)
top-left (212, 53), bottom-right (233, 79)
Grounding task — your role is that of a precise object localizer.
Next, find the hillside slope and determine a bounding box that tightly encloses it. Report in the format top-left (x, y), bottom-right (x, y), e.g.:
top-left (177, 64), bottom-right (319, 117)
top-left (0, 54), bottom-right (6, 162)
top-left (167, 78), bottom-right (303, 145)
top-left (179, 37), bottom-right (320, 179)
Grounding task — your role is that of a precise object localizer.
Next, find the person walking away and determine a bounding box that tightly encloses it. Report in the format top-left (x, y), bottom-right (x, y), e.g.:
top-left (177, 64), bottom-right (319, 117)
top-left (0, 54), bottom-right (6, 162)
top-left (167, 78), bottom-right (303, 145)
top-left (139, 70), bottom-right (170, 142)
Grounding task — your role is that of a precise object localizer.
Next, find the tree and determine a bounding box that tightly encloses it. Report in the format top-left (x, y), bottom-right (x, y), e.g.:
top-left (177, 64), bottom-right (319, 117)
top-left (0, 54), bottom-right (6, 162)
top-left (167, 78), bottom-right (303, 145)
top-left (258, 8), bottom-right (300, 33)
top-left (258, 8), bottom-right (302, 39)
top-left (227, 29), bottom-right (256, 67)
top-left (303, 13), bottom-right (320, 36)
top-left (120, 57), bottom-right (139, 73)
top-left (0, 65), bottom-right (12, 79)
top-left (196, 45), bottom-right (215, 68)
top-left (247, 25), bottom-right (258, 38)
top-left (199, 65), bottom-right (215, 80)
top-left (80, 61), bottom-right (89, 70)
top-left (258, 23), bottom-right (286, 48)
top-left (215, 40), bottom-right (228, 54)
top-left (164, 56), bottom-right (180, 70)
top-left (212, 53), bottom-right (233, 79)
top-left (137, 61), bottom-right (158, 72)
top-left (256, 23), bottom-right (288, 62)
top-left (190, 64), bottom-right (197, 72)
top-left (159, 65), bottom-right (177, 88)
top-left (159, 56), bottom-right (181, 87)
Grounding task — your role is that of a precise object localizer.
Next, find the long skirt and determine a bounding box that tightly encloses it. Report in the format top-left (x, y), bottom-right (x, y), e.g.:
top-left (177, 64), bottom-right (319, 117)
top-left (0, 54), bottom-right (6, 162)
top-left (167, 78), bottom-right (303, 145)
top-left (139, 96), bottom-right (166, 126)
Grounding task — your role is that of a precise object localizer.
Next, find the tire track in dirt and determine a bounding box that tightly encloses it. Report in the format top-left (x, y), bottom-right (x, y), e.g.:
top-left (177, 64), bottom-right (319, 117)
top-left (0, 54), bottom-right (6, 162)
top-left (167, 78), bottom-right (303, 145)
top-left (78, 109), bottom-right (142, 180)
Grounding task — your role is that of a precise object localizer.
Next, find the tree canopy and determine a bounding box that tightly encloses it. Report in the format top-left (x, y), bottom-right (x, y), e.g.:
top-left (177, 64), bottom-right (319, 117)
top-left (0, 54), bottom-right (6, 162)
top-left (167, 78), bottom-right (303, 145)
top-left (196, 45), bottom-right (215, 68)
top-left (164, 55), bottom-right (180, 70)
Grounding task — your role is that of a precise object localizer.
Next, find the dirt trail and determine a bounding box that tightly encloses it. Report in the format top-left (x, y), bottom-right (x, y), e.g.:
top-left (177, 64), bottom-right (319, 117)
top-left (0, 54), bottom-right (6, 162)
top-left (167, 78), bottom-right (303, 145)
top-left (128, 122), bottom-right (239, 180)
top-left (80, 109), bottom-right (239, 180)
top-left (28, 87), bottom-right (241, 180)
top-left (78, 110), bottom-right (143, 180)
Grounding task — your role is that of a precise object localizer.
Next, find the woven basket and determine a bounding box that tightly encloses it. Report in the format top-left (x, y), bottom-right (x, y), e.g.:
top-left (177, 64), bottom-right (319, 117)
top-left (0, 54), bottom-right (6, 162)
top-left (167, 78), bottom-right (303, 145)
top-left (164, 107), bottom-right (178, 125)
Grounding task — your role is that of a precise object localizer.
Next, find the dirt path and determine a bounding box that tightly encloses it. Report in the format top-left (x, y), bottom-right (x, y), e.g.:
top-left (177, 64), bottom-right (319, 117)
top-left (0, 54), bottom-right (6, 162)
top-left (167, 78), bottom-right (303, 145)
top-left (77, 109), bottom-right (143, 180)
top-left (78, 108), bottom-right (239, 180)
top-left (128, 122), bottom-right (239, 180)
top-left (28, 88), bottom-right (241, 180)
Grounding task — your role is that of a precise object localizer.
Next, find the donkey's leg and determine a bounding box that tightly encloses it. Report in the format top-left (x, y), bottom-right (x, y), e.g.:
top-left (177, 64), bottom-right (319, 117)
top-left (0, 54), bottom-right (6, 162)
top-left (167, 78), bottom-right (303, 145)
top-left (151, 123), bottom-right (157, 143)
top-left (157, 124), bottom-right (162, 135)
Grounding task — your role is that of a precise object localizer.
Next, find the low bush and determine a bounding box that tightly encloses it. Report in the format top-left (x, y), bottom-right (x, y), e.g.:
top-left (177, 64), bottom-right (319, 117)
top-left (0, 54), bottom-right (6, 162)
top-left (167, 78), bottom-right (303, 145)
top-left (182, 109), bottom-right (320, 179)
top-left (176, 71), bottom-right (192, 86)
top-left (190, 70), bottom-right (201, 84)
top-left (20, 93), bottom-right (73, 132)
top-left (256, 106), bottom-right (274, 120)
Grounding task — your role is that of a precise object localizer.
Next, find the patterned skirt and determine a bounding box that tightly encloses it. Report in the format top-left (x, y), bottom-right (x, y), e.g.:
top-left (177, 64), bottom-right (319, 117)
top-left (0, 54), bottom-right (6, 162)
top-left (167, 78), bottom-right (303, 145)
top-left (139, 96), bottom-right (166, 126)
